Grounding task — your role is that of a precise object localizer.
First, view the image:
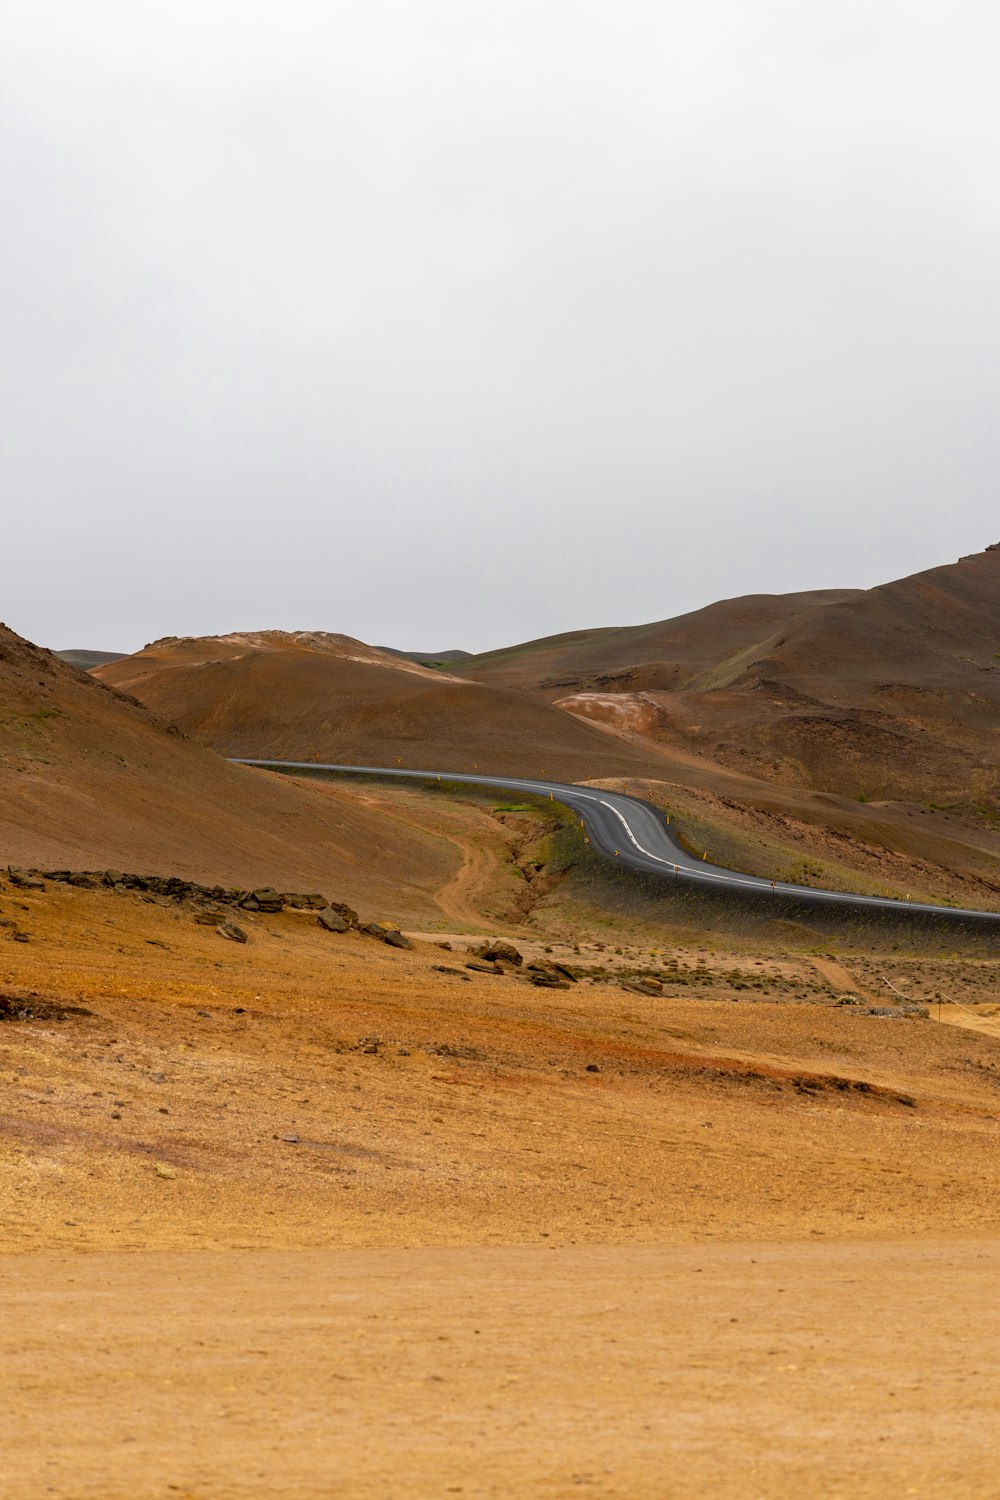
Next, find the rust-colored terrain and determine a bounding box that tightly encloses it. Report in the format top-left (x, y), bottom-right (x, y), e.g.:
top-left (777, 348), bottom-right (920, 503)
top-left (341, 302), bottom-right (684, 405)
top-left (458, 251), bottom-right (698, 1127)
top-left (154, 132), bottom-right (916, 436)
top-left (94, 630), bottom-right (660, 780)
top-left (2, 870), bottom-right (999, 1497)
top-left (3, 553), bottom-right (1000, 1498)
top-left (465, 543), bottom-right (1000, 806)
top-left (0, 623), bottom-right (469, 907)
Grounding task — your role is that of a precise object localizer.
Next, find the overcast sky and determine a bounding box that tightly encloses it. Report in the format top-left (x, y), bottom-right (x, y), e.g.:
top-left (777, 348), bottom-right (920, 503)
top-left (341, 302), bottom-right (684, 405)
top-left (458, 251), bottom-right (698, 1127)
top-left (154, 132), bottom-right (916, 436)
top-left (2, 1), bottom-right (998, 654)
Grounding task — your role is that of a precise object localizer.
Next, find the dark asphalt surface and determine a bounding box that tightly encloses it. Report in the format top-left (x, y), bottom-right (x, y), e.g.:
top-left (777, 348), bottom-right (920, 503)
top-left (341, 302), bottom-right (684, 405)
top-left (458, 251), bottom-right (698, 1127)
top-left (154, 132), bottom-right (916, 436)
top-left (233, 759), bottom-right (1000, 927)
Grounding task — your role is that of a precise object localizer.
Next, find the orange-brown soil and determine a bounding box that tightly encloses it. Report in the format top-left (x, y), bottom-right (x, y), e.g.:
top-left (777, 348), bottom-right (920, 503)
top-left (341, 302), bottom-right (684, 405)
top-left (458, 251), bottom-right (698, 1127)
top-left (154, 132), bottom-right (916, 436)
top-left (84, 552), bottom-right (1000, 906)
top-left (3, 876), bottom-right (1000, 1495)
top-left (4, 1238), bottom-right (999, 1499)
top-left (94, 629), bottom-right (660, 780)
top-left (464, 544), bottom-right (1000, 807)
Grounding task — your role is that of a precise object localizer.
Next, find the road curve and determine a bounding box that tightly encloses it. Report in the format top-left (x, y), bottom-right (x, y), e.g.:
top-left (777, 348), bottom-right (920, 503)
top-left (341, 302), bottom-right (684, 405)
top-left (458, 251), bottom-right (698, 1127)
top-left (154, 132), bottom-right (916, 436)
top-left (233, 760), bottom-right (1000, 928)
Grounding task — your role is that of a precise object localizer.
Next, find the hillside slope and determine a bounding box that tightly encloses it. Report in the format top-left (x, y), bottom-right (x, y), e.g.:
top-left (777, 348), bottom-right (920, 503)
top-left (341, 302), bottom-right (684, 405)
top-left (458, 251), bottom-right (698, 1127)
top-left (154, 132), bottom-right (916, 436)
top-left (0, 624), bottom-right (464, 906)
top-left (466, 546), bottom-right (1000, 805)
top-left (94, 631), bottom-right (664, 780)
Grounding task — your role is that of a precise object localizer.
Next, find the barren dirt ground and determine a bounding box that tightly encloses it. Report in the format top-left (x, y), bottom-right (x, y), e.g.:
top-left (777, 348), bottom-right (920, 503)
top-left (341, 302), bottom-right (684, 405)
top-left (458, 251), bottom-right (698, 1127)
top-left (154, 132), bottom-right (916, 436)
top-left (2, 873), bottom-right (1000, 1496)
top-left (3, 1239), bottom-right (999, 1500)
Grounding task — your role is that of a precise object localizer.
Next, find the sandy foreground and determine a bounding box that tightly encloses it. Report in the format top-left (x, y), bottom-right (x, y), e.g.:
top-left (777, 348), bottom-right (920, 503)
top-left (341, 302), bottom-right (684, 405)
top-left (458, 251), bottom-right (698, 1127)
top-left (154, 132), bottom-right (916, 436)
top-left (2, 879), bottom-right (1000, 1496)
top-left (2, 1237), bottom-right (999, 1500)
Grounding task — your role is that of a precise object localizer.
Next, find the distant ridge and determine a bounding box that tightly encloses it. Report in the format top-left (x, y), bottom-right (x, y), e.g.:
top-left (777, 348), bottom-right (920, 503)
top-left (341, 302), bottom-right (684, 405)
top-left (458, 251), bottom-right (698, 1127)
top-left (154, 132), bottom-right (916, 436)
top-left (379, 647), bottom-right (473, 667)
top-left (56, 648), bottom-right (128, 670)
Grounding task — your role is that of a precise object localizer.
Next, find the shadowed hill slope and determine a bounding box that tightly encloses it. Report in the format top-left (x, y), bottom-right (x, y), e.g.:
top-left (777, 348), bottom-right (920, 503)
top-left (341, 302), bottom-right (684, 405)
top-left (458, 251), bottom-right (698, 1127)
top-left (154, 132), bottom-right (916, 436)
top-left (0, 624), bottom-right (467, 905)
top-left (94, 631), bottom-right (665, 781)
top-left (462, 587), bottom-right (861, 694)
top-left (464, 546), bottom-right (1000, 805)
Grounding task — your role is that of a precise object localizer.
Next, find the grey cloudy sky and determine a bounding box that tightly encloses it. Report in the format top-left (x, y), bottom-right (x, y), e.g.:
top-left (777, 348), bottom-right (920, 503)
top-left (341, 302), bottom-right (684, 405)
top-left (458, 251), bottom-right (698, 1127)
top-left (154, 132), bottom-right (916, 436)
top-left (2, 1), bottom-right (998, 655)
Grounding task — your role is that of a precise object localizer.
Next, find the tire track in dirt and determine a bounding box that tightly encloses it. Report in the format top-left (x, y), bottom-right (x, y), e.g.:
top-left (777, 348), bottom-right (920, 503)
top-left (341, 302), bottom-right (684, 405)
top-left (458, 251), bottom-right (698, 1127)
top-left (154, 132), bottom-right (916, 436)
top-left (346, 787), bottom-right (509, 928)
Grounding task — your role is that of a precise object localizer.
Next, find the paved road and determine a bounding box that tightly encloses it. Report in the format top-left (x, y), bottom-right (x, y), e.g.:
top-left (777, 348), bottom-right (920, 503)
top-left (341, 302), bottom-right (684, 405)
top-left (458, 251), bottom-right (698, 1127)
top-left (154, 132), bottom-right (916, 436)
top-left (233, 760), bottom-right (1000, 927)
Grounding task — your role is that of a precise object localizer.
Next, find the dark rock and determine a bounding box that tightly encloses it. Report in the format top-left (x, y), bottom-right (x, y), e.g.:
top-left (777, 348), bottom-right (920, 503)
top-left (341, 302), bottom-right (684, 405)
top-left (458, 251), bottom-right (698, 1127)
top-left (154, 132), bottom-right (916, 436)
top-left (7, 868), bottom-right (45, 891)
top-left (324, 901), bottom-right (359, 927)
top-left (68, 873), bottom-right (99, 888)
top-left (383, 930), bottom-right (413, 950)
top-left (466, 960), bottom-right (503, 975)
top-left (0, 995), bottom-right (92, 1021)
top-left (622, 979), bottom-right (663, 997)
top-left (585, 1063), bottom-right (601, 1073)
top-left (528, 961), bottom-right (578, 983)
top-left (216, 921), bottom-right (248, 943)
top-left (360, 921), bottom-right (390, 937)
top-left (531, 972), bottom-right (569, 989)
top-left (194, 907), bottom-right (226, 925)
top-left (473, 941), bottom-right (523, 966)
top-left (241, 887), bottom-right (283, 913)
top-left (283, 892), bottom-right (329, 910)
top-left (436, 941), bottom-right (453, 950)
top-left (317, 908), bottom-right (350, 933)
top-left (103, 870), bottom-right (125, 886)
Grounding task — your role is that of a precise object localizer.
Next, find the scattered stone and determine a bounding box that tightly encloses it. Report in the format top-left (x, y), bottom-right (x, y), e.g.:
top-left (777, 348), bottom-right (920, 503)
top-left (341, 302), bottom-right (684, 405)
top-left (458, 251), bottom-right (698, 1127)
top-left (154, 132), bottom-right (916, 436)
top-left (193, 908), bottom-right (222, 925)
top-left (317, 908), bottom-right (351, 933)
top-left (154, 1164), bottom-right (178, 1180)
top-left (240, 887), bottom-right (284, 913)
top-left (383, 930), bottom-right (413, 950)
top-left (281, 1134), bottom-right (300, 1144)
top-left (531, 972), bottom-right (570, 989)
top-left (216, 921), bottom-right (248, 944)
top-left (466, 960), bottom-right (503, 975)
top-left (862, 1005), bottom-right (929, 1019)
top-left (527, 961), bottom-right (578, 983)
top-left (436, 941), bottom-right (453, 951)
top-left (473, 940), bottom-right (523, 966)
top-left (0, 995), bottom-right (92, 1022)
top-left (67, 872), bottom-right (99, 888)
top-left (585, 1063), bottom-right (601, 1073)
top-left (622, 979), bottom-right (663, 997)
top-left (397, 1048), bottom-right (410, 1057)
top-left (283, 892), bottom-right (329, 909)
top-left (11, 932), bottom-right (30, 944)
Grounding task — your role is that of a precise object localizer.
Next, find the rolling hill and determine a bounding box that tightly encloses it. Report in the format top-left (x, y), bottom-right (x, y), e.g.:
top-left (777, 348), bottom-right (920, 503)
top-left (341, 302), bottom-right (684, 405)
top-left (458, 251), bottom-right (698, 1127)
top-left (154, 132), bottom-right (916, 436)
top-left (0, 623), bottom-right (469, 906)
top-left (463, 544), bottom-right (1000, 806)
top-left (93, 630), bottom-right (663, 780)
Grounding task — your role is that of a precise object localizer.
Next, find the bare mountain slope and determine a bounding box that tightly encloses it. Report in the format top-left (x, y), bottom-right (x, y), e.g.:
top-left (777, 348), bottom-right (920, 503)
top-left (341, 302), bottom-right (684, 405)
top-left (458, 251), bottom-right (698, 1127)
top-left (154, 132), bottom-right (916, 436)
top-left (462, 588), bottom-right (860, 694)
top-left (95, 631), bottom-right (664, 780)
top-left (467, 546), bottom-right (1000, 805)
top-left (0, 624), bottom-right (465, 905)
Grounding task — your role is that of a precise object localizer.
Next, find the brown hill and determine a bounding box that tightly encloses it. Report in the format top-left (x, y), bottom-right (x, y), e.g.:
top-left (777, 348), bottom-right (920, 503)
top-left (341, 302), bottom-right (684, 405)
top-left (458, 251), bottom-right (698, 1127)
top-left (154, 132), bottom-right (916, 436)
top-left (0, 624), bottom-right (472, 906)
top-left (465, 546), bottom-right (1000, 806)
top-left (462, 587), bottom-right (861, 694)
top-left (94, 630), bottom-right (663, 781)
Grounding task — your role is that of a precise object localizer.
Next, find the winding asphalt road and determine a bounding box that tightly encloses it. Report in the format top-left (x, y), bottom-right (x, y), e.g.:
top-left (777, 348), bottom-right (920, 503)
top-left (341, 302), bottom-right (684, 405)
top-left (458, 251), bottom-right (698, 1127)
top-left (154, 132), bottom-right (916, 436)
top-left (233, 759), bottom-right (1000, 928)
